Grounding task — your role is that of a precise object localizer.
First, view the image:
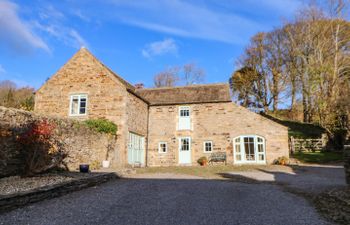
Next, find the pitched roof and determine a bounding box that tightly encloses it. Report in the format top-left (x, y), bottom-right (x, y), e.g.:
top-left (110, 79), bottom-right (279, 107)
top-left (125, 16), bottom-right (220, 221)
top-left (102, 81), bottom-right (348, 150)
top-left (135, 83), bottom-right (232, 106)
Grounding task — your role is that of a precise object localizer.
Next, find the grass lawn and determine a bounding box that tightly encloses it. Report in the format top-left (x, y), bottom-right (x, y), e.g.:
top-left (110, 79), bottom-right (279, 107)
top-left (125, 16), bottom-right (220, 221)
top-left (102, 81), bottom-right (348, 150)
top-left (291, 151), bottom-right (343, 164)
top-left (261, 114), bottom-right (325, 138)
top-left (135, 164), bottom-right (288, 179)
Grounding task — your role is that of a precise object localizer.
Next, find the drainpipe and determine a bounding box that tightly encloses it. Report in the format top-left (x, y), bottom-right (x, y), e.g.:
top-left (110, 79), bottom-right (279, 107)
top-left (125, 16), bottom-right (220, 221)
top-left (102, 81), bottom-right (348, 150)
top-left (145, 105), bottom-right (150, 167)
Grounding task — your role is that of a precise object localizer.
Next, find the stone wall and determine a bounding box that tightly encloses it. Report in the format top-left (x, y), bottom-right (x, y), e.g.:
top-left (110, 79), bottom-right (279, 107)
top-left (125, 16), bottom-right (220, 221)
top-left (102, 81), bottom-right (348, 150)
top-left (126, 92), bottom-right (148, 137)
top-left (0, 107), bottom-right (118, 178)
top-left (147, 102), bottom-right (289, 166)
top-left (34, 48), bottom-right (128, 166)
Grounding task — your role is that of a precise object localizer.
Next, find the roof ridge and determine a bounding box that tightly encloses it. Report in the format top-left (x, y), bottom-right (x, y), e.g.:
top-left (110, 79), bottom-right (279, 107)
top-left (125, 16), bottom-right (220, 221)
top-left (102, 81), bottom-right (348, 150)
top-left (137, 83), bottom-right (229, 91)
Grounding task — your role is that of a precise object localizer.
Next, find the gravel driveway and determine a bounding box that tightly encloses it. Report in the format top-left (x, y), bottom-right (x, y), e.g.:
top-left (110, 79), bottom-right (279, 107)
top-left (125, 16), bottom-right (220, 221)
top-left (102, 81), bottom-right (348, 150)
top-left (227, 163), bottom-right (346, 194)
top-left (0, 174), bottom-right (329, 225)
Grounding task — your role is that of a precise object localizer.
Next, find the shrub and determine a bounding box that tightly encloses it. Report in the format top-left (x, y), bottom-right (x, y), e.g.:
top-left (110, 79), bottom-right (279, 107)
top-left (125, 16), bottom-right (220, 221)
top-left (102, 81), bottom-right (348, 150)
top-left (84, 119), bottom-right (117, 135)
top-left (90, 160), bottom-right (101, 170)
top-left (273, 156), bottom-right (289, 165)
top-left (18, 120), bottom-right (67, 176)
top-left (197, 156), bottom-right (208, 165)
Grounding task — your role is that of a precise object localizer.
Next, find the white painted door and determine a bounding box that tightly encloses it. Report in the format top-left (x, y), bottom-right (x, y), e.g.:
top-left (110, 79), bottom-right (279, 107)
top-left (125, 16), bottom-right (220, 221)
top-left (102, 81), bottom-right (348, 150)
top-left (128, 132), bottom-right (145, 166)
top-left (179, 137), bottom-right (191, 164)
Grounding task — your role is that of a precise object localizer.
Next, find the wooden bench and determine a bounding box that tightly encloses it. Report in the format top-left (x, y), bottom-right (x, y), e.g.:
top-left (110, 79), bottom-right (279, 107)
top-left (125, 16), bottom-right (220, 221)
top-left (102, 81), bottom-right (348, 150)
top-left (209, 152), bottom-right (227, 165)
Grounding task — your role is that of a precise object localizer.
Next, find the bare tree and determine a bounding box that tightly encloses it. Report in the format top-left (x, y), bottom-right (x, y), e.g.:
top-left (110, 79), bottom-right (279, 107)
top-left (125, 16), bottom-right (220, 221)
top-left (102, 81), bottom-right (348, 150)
top-left (154, 63), bottom-right (206, 87)
top-left (153, 66), bottom-right (180, 87)
top-left (182, 63), bottom-right (205, 85)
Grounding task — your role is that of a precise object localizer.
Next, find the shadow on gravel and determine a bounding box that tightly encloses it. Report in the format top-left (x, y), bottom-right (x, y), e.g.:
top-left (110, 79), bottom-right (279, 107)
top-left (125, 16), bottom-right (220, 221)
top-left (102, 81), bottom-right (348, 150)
top-left (0, 176), bottom-right (331, 225)
top-left (217, 164), bottom-right (348, 225)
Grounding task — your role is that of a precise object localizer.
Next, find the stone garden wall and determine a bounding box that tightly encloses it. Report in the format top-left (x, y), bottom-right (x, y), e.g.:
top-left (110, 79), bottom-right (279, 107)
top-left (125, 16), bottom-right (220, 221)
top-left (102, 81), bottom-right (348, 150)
top-left (0, 106), bottom-right (117, 178)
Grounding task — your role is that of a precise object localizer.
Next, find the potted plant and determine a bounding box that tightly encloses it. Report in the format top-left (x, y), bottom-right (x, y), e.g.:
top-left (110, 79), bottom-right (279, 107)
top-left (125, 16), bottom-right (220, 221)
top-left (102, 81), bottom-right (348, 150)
top-left (274, 156), bottom-right (289, 166)
top-left (197, 156), bottom-right (208, 166)
top-left (79, 164), bottom-right (90, 173)
top-left (103, 138), bottom-right (115, 168)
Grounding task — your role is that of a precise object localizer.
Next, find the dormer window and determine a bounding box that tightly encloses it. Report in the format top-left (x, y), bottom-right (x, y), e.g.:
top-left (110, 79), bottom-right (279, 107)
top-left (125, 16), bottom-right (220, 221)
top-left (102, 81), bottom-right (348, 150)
top-left (69, 94), bottom-right (87, 116)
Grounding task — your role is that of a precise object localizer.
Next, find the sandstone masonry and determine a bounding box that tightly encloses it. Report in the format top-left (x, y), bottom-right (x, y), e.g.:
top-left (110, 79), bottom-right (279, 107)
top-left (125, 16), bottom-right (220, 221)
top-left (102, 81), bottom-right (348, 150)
top-left (34, 48), bottom-right (289, 167)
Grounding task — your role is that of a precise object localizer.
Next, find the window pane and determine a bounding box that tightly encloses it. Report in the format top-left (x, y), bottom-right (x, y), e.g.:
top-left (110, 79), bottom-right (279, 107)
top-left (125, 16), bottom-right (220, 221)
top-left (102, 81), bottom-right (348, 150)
top-left (257, 137), bottom-right (263, 143)
top-left (181, 139), bottom-right (189, 151)
top-left (160, 143), bottom-right (167, 152)
top-left (235, 144), bottom-right (241, 153)
top-left (244, 137), bottom-right (255, 161)
top-left (258, 144), bottom-right (264, 152)
top-left (259, 154), bottom-right (264, 161)
top-left (180, 109), bottom-right (189, 117)
top-left (235, 138), bottom-right (240, 143)
top-left (236, 155), bottom-right (241, 161)
top-left (204, 142), bottom-right (212, 152)
top-left (71, 98), bottom-right (79, 114)
top-left (80, 107), bottom-right (86, 114)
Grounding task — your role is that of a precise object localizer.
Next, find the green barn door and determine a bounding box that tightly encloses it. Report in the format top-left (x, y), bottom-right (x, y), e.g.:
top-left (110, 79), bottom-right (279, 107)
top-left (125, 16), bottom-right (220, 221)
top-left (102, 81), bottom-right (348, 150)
top-left (128, 132), bottom-right (145, 166)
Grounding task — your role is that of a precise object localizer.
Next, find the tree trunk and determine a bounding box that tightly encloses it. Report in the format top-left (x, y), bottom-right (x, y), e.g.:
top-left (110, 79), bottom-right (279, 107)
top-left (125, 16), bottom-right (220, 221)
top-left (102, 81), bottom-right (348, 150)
top-left (290, 77), bottom-right (297, 111)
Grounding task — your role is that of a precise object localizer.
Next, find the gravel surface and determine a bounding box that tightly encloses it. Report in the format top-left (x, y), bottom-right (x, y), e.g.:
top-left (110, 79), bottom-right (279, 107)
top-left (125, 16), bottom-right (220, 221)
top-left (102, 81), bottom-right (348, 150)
top-left (0, 174), bottom-right (74, 195)
top-left (0, 175), bottom-right (329, 225)
top-left (0, 172), bottom-right (103, 196)
top-left (227, 164), bottom-right (346, 194)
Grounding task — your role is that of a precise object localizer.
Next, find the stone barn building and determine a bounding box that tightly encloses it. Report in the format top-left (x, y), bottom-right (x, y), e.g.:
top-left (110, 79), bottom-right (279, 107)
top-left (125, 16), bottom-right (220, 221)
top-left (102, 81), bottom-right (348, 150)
top-left (35, 48), bottom-right (289, 167)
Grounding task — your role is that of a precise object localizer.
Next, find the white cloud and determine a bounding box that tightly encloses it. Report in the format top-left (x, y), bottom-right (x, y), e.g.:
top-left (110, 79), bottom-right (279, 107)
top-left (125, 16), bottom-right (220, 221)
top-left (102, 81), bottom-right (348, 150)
top-left (101, 0), bottom-right (304, 45)
top-left (108, 0), bottom-right (265, 44)
top-left (69, 29), bottom-right (88, 48)
top-left (34, 5), bottom-right (89, 49)
top-left (0, 64), bottom-right (5, 74)
top-left (38, 5), bottom-right (65, 21)
top-left (0, 0), bottom-right (49, 53)
top-left (72, 10), bottom-right (90, 22)
top-left (142, 38), bottom-right (178, 58)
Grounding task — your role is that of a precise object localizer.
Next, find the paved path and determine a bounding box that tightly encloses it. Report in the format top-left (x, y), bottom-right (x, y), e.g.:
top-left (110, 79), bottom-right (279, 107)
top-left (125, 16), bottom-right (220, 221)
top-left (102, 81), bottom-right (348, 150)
top-left (0, 174), bottom-right (329, 225)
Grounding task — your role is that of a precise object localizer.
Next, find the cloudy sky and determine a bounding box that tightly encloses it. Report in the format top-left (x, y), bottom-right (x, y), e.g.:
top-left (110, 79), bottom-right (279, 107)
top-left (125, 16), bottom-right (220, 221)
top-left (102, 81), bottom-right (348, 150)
top-left (0, 0), bottom-right (304, 88)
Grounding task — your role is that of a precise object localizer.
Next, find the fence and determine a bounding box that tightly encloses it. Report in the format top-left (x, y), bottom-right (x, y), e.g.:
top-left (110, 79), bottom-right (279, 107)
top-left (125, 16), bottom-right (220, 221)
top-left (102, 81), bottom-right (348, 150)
top-left (289, 136), bottom-right (326, 153)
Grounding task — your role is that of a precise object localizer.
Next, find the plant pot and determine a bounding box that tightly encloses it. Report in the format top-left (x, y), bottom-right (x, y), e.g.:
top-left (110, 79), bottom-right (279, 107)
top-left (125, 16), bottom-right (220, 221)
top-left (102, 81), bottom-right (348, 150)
top-left (79, 164), bottom-right (89, 173)
top-left (200, 161), bottom-right (207, 166)
top-left (102, 160), bottom-right (110, 168)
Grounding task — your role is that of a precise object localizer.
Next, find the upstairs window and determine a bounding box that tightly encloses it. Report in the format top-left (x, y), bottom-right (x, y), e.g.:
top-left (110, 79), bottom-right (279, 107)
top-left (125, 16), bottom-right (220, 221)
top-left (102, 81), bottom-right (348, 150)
top-left (70, 94), bottom-right (87, 116)
top-left (204, 141), bottom-right (213, 153)
top-left (178, 106), bottom-right (191, 130)
top-left (158, 142), bottom-right (168, 153)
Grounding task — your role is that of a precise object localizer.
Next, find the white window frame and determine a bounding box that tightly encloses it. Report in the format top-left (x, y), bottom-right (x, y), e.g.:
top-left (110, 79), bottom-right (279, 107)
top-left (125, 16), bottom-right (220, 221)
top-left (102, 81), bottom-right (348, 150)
top-left (158, 142), bottom-right (168, 154)
top-left (69, 94), bottom-right (88, 116)
top-left (233, 135), bottom-right (266, 164)
top-left (203, 141), bottom-right (213, 153)
top-left (178, 106), bottom-right (191, 130)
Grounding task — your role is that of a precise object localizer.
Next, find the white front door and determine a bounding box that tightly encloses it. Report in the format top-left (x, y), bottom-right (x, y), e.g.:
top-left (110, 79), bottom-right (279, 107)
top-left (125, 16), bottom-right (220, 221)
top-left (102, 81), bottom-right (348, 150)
top-left (128, 132), bottom-right (145, 166)
top-left (179, 137), bottom-right (191, 164)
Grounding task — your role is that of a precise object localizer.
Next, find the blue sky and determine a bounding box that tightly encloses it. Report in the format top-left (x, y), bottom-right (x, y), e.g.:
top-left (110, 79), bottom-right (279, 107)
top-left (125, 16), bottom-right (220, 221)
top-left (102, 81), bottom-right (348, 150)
top-left (0, 0), bottom-right (303, 89)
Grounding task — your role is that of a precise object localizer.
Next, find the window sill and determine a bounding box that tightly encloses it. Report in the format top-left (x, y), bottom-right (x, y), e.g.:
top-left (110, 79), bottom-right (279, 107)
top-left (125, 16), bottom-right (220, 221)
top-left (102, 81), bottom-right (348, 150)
top-left (69, 114), bottom-right (88, 117)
